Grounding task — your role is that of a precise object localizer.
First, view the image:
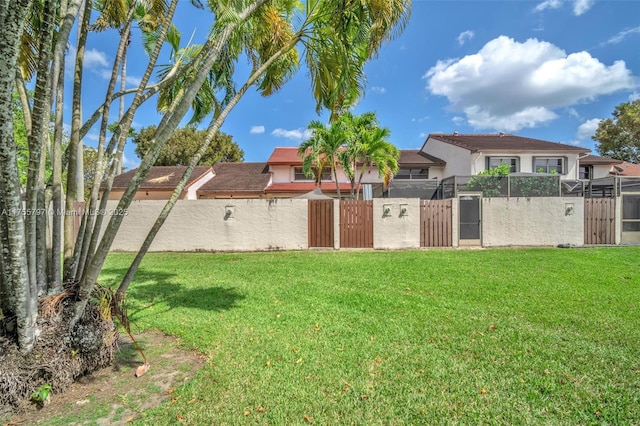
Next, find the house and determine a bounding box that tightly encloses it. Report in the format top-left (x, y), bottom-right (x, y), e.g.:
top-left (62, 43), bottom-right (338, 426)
top-left (577, 155), bottom-right (623, 179)
top-left (421, 133), bottom-right (590, 180)
top-left (197, 162), bottom-right (271, 199)
top-left (609, 161), bottom-right (640, 177)
top-left (105, 165), bottom-right (214, 200)
top-left (262, 146), bottom-right (445, 198)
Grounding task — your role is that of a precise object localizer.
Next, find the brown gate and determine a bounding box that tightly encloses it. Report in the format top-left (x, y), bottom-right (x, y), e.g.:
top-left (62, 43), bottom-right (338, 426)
top-left (339, 200), bottom-right (373, 248)
top-left (308, 200), bottom-right (334, 248)
top-left (420, 199), bottom-right (453, 247)
top-left (584, 198), bottom-right (615, 245)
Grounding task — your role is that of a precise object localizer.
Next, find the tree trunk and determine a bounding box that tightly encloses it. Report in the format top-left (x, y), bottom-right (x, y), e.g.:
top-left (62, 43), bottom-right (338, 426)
top-left (118, 34), bottom-right (297, 294)
top-left (72, 0), bottom-right (270, 324)
top-left (64, 0), bottom-right (91, 280)
top-left (50, 66), bottom-right (64, 291)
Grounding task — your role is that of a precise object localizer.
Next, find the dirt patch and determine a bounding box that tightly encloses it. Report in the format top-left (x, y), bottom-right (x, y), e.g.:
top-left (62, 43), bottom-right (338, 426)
top-left (4, 331), bottom-right (206, 425)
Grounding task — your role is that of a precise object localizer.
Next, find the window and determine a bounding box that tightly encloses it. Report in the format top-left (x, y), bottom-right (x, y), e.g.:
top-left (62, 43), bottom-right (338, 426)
top-left (534, 157), bottom-right (565, 174)
top-left (579, 165), bottom-right (592, 180)
top-left (293, 167), bottom-right (331, 181)
top-left (486, 157), bottom-right (519, 173)
top-left (395, 168), bottom-right (429, 179)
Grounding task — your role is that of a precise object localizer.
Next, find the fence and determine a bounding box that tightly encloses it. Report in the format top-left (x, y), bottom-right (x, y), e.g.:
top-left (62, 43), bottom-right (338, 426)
top-left (584, 198), bottom-right (616, 245)
top-left (420, 200), bottom-right (452, 247)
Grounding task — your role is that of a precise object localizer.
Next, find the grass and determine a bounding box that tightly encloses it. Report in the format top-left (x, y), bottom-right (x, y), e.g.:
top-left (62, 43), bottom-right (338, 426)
top-left (98, 247), bottom-right (640, 425)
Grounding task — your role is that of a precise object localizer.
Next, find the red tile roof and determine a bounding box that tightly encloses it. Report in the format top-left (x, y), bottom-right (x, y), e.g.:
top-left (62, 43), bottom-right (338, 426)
top-left (110, 166), bottom-right (213, 190)
top-left (267, 147), bottom-right (304, 165)
top-left (198, 162), bottom-right (271, 194)
top-left (610, 161), bottom-right (640, 176)
top-left (266, 182), bottom-right (352, 193)
top-left (426, 133), bottom-right (590, 153)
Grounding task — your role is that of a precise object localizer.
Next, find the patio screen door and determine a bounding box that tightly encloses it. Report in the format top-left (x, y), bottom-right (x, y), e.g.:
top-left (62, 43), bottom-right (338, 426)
top-left (459, 194), bottom-right (481, 246)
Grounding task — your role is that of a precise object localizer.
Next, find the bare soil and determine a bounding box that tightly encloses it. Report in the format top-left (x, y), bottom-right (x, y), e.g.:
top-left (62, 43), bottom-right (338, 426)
top-left (4, 331), bottom-right (206, 425)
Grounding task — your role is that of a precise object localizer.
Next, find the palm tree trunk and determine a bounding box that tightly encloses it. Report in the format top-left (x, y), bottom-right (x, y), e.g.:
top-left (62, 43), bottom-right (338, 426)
top-left (50, 66), bottom-right (64, 291)
top-left (117, 33), bottom-right (298, 295)
top-left (0, 0), bottom-right (36, 352)
top-left (25, 0), bottom-right (56, 295)
top-left (72, 0), bottom-right (270, 324)
top-left (75, 9), bottom-right (134, 280)
top-left (64, 0), bottom-right (91, 280)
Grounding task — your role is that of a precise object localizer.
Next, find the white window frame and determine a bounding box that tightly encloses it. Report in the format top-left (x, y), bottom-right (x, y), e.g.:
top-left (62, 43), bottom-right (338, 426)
top-left (533, 157), bottom-right (566, 175)
top-left (486, 156), bottom-right (520, 173)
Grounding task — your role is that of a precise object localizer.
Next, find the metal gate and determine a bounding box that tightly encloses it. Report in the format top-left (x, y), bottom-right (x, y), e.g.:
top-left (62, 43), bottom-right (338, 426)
top-left (308, 200), bottom-right (334, 248)
top-left (339, 200), bottom-right (373, 248)
top-left (459, 194), bottom-right (482, 246)
top-left (621, 194), bottom-right (640, 245)
top-left (584, 198), bottom-right (615, 245)
top-left (420, 199), bottom-right (452, 247)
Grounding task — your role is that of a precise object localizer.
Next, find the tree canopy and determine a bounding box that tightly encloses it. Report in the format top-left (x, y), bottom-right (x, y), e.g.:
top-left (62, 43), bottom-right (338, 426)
top-left (133, 126), bottom-right (244, 166)
top-left (594, 99), bottom-right (640, 163)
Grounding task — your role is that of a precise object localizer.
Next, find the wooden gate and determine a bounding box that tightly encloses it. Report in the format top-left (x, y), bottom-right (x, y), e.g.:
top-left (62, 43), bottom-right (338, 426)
top-left (584, 198), bottom-right (615, 245)
top-left (308, 200), bottom-right (334, 248)
top-left (339, 200), bottom-right (373, 248)
top-left (420, 199), bottom-right (453, 247)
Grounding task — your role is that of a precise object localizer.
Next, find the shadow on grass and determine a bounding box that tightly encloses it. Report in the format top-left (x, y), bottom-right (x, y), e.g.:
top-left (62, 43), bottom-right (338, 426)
top-left (100, 266), bottom-right (245, 318)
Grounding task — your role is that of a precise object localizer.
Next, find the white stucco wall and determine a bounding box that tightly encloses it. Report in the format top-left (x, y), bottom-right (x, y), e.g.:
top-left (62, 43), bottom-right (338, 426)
top-left (472, 153), bottom-right (580, 180)
top-left (480, 197), bottom-right (584, 247)
top-left (373, 198), bottom-right (421, 249)
top-left (591, 164), bottom-right (613, 179)
top-left (422, 139), bottom-right (473, 177)
top-left (104, 199), bottom-right (308, 252)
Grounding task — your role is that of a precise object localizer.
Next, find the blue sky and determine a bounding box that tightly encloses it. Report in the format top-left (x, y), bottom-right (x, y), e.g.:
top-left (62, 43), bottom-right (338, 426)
top-left (75, 0), bottom-right (640, 166)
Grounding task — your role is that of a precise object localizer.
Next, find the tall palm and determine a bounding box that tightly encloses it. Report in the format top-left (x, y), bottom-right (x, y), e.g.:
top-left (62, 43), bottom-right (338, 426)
top-left (336, 111), bottom-right (378, 198)
top-left (298, 119), bottom-right (346, 198)
top-left (355, 127), bottom-right (399, 199)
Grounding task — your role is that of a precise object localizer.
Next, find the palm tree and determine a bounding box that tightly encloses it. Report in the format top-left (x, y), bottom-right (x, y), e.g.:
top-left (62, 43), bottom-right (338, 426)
top-left (354, 127), bottom-right (399, 199)
top-left (298, 119), bottom-right (347, 198)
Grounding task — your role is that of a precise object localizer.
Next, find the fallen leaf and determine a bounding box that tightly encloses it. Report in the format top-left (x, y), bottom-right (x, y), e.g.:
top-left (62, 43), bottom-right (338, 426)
top-left (188, 398), bottom-right (197, 404)
top-left (370, 336), bottom-right (375, 341)
top-left (544, 369), bottom-right (551, 375)
top-left (304, 415), bottom-right (312, 423)
top-left (374, 356), bottom-right (382, 364)
top-left (314, 322), bottom-right (321, 330)
top-left (265, 359), bottom-right (272, 367)
top-left (296, 357), bottom-right (302, 364)
top-left (243, 409), bottom-right (251, 416)
top-left (480, 388), bottom-right (488, 394)
top-left (125, 416), bottom-right (135, 423)
top-left (488, 324), bottom-right (497, 331)
top-left (172, 396), bottom-right (182, 403)
top-left (135, 362), bottom-right (150, 377)
top-left (405, 287), bottom-right (411, 292)
top-left (176, 415), bottom-right (185, 423)
top-left (360, 394), bottom-right (368, 399)
top-left (256, 405), bottom-right (266, 412)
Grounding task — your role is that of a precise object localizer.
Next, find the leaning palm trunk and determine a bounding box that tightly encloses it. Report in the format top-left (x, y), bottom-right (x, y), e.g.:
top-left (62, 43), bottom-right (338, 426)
top-left (117, 35), bottom-right (300, 295)
top-left (72, 0), bottom-right (270, 324)
top-left (50, 68), bottom-right (65, 290)
top-left (79, 0), bottom-right (180, 281)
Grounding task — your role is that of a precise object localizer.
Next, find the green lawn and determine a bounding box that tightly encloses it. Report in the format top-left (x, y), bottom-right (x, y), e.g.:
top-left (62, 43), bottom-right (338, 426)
top-left (98, 248), bottom-right (640, 425)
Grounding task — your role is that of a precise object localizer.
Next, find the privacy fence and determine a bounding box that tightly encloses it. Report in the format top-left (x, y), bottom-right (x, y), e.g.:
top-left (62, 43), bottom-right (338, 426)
top-left (93, 194), bottom-right (628, 252)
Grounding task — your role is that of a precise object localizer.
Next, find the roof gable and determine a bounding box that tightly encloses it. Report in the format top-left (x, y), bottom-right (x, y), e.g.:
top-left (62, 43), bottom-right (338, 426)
top-left (425, 133), bottom-right (590, 154)
top-left (399, 150), bottom-right (445, 167)
top-left (110, 165), bottom-right (213, 190)
top-left (198, 162), bottom-right (271, 193)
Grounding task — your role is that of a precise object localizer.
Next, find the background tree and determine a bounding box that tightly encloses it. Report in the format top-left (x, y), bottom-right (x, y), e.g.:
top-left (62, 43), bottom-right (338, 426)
top-left (594, 99), bottom-right (640, 163)
top-left (133, 125), bottom-right (244, 166)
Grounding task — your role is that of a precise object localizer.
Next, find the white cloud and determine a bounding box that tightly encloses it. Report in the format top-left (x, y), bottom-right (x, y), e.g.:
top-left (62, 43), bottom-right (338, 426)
top-left (630, 92), bottom-right (640, 101)
top-left (250, 125), bottom-right (265, 134)
top-left (577, 118), bottom-right (601, 140)
top-left (457, 30), bottom-right (474, 46)
top-left (122, 153), bottom-right (140, 169)
top-left (572, 0), bottom-right (594, 16)
top-left (126, 75), bottom-right (142, 87)
top-left (272, 128), bottom-right (312, 141)
top-left (534, 0), bottom-right (562, 13)
top-left (423, 36), bottom-right (636, 132)
top-left (567, 107), bottom-right (581, 119)
top-left (534, 0), bottom-right (595, 16)
top-left (603, 26), bottom-right (640, 46)
top-left (84, 48), bottom-right (109, 69)
top-left (370, 86), bottom-right (386, 94)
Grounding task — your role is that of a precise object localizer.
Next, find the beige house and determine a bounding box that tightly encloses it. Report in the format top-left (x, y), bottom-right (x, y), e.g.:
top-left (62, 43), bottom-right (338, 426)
top-left (105, 166), bottom-right (214, 200)
top-left (421, 133), bottom-right (590, 180)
